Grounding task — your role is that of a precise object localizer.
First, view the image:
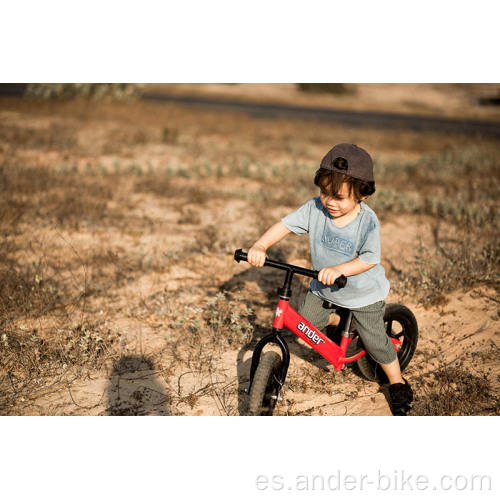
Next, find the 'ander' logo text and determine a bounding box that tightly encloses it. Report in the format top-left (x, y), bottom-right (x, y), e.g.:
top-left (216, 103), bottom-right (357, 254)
top-left (297, 322), bottom-right (325, 346)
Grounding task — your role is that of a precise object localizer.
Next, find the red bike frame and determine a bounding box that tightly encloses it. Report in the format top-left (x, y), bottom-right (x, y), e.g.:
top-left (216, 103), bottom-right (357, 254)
top-left (273, 298), bottom-right (401, 371)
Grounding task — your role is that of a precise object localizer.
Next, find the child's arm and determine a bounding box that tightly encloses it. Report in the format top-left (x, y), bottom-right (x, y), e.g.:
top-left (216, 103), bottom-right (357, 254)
top-left (318, 258), bottom-right (376, 285)
top-left (248, 221), bottom-right (291, 267)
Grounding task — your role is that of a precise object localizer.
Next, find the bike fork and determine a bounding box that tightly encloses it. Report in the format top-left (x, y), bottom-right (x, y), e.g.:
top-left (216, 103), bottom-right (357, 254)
top-left (247, 269), bottom-right (293, 394)
top-left (247, 328), bottom-right (290, 394)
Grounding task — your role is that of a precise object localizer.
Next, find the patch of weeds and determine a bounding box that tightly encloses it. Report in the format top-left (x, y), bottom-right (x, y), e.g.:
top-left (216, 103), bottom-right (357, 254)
top-left (471, 340), bottom-right (500, 362)
top-left (0, 162), bottom-right (113, 231)
top-left (0, 236), bottom-right (126, 413)
top-left (393, 232), bottom-right (500, 307)
top-left (55, 324), bottom-right (122, 368)
top-left (206, 292), bottom-right (254, 346)
top-left (410, 363), bottom-right (497, 416)
top-left (372, 144), bottom-right (500, 228)
top-left (0, 263), bottom-right (63, 322)
top-left (0, 238), bottom-right (82, 324)
top-left (0, 322), bottom-right (124, 414)
top-left (169, 291), bottom-right (253, 373)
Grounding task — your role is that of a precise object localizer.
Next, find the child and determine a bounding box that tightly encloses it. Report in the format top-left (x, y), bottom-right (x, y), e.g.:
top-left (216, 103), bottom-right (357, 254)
top-left (247, 143), bottom-right (413, 416)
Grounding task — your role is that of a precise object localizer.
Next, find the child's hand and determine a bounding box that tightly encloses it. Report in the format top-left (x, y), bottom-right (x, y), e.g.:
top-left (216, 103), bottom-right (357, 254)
top-left (318, 266), bottom-right (343, 286)
top-left (247, 244), bottom-right (268, 267)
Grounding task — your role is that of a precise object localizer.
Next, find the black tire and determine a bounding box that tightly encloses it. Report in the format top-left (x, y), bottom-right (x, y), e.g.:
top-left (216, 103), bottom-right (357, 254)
top-left (246, 351), bottom-right (282, 416)
top-left (357, 303), bottom-right (418, 383)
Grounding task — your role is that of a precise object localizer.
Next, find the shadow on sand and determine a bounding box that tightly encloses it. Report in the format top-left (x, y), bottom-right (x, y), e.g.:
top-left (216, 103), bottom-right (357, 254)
top-left (105, 355), bottom-right (171, 416)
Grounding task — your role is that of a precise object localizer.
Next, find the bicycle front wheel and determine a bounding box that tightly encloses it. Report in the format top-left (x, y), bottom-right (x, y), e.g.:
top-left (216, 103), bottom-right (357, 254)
top-left (246, 351), bottom-right (282, 416)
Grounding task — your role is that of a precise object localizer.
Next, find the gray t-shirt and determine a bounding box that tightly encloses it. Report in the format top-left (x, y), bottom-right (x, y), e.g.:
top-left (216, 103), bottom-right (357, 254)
top-left (282, 197), bottom-right (390, 308)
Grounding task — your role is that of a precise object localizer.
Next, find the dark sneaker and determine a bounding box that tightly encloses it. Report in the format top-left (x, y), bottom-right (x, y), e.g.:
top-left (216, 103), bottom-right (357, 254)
top-left (389, 379), bottom-right (413, 416)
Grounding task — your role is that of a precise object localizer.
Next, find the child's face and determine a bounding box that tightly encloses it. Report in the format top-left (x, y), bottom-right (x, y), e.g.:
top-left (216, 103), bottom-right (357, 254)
top-left (319, 182), bottom-right (365, 220)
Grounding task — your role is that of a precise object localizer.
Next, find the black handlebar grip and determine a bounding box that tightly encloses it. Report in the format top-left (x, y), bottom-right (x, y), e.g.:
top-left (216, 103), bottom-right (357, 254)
top-left (335, 274), bottom-right (347, 289)
top-left (308, 271), bottom-right (347, 288)
top-left (234, 249), bottom-right (246, 263)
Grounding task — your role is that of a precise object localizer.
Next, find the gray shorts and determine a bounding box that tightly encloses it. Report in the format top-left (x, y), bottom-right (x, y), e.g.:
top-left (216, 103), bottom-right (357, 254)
top-left (297, 291), bottom-right (397, 365)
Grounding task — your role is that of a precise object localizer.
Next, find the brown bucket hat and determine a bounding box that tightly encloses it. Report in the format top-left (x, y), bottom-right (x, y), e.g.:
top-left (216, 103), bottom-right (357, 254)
top-left (320, 143), bottom-right (374, 182)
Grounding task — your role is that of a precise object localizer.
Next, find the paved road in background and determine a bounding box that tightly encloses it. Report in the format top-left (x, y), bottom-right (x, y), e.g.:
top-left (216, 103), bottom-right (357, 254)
top-left (1, 84), bottom-right (498, 138)
top-left (143, 92), bottom-right (500, 139)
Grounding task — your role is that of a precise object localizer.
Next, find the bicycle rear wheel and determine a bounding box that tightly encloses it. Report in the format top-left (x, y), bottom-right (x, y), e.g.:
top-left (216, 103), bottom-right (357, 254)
top-left (357, 303), bottom-right (418, 383)
top-left (246, 351), bottom-right (282, 416)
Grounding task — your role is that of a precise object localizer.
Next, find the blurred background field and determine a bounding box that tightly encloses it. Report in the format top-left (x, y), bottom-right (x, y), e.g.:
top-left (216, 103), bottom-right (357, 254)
top-left (0, 83), bottom-right (499, 416)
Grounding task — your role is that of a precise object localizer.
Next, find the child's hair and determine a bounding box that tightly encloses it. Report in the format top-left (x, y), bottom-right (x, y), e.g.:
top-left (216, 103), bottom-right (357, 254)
top-left (314, 158), bottom-right (376, 201)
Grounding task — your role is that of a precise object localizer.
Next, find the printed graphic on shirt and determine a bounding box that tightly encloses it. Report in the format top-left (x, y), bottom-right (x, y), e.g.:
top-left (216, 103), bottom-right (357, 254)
top-left (319, 228), bottom-right (355, 256)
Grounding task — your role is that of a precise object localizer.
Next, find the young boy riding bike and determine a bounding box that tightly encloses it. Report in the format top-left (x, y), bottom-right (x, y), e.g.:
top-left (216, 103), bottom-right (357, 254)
top-left (247, 143), bottom-right (413, 415)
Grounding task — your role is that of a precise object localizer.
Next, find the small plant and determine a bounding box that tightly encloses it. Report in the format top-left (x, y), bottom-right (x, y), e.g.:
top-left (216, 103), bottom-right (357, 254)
top-left (206, 291), bottom-right (254, 346)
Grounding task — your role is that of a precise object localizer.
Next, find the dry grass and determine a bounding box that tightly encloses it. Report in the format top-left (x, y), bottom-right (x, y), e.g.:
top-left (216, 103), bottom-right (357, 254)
top-left (369, 144), bottom-right (500, 307)
top-left (411, 365), bottom-right (497, 415)
top-left (168, 291), bottom-right (254, 373)
top-left (409, 341), bottom-right (500, 416)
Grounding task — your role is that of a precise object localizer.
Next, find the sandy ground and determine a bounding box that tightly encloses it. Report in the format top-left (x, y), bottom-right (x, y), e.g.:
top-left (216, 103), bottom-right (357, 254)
top-left (1, 84), bottom-right (499, 416)
top-left (18, 218), bottom-right (499, 417)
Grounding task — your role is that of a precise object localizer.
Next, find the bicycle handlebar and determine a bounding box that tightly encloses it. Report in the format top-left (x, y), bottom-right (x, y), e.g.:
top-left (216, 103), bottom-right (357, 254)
top-left (234, 249), bottom-right (347, 289)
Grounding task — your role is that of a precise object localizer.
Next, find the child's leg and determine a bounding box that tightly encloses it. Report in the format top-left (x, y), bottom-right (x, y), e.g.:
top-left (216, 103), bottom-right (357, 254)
top-left (379, 357), bottom-right (404, 385)
top-left (351, 301), bottom-right (398, 370)
top-left (352, 302), bottom-right (413, 414)
top-left (297, 291), bottom-right (332, 331)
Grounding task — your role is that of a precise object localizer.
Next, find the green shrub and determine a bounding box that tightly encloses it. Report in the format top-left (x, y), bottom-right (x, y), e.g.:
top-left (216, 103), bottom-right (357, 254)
top-left (25, 83), bottom-right (143, 101)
